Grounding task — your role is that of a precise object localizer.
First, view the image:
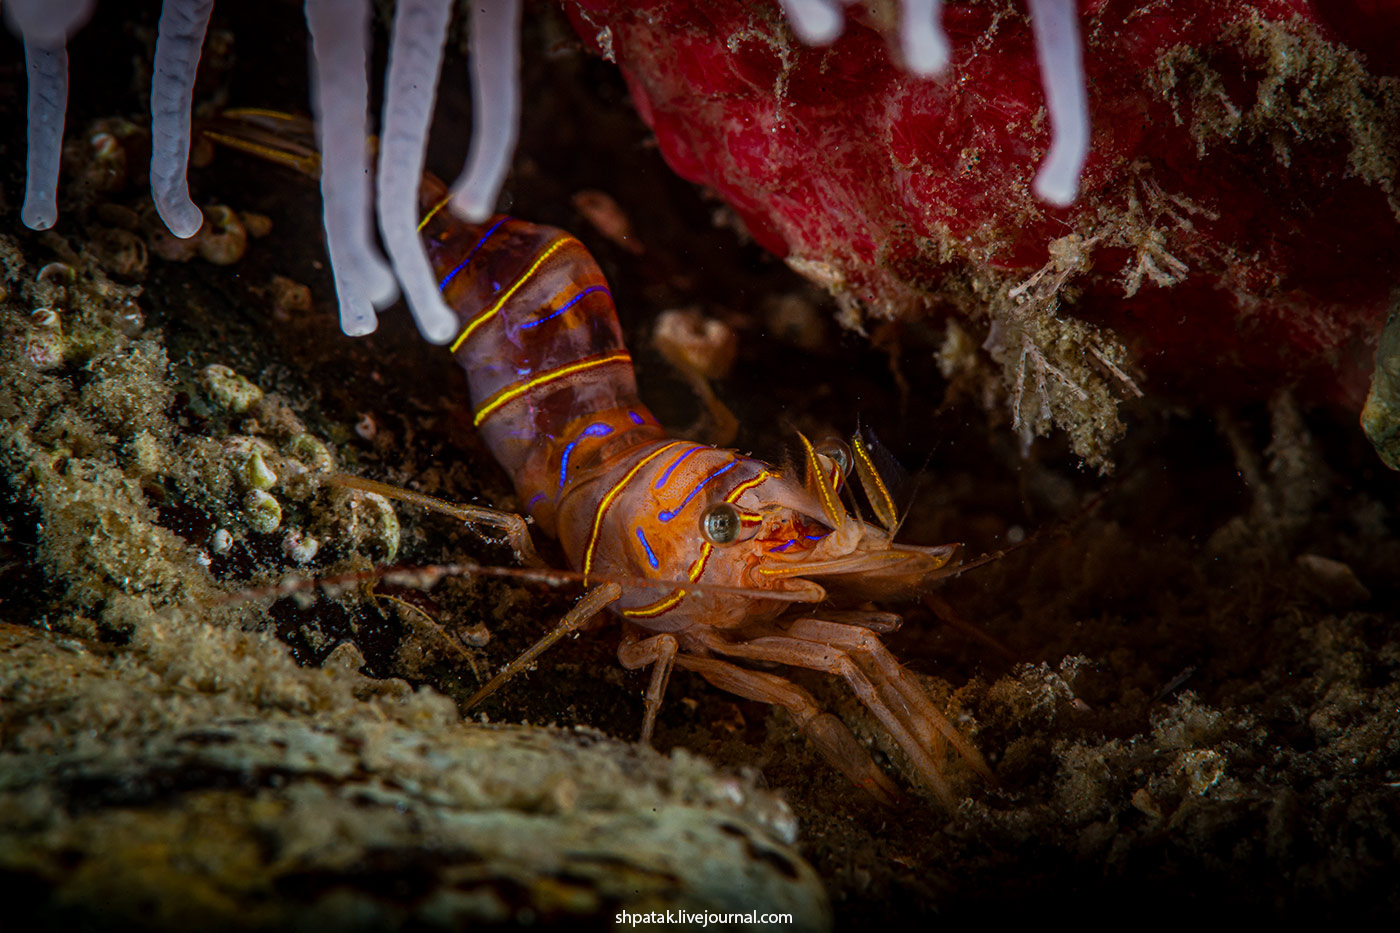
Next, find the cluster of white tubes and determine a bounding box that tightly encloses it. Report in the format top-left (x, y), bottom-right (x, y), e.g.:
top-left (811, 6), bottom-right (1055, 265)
top-left (6, 0), bottom-right (1088, 343)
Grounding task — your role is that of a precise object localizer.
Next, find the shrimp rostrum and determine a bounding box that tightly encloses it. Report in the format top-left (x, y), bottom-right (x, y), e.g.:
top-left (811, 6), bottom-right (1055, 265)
top-left (211, 109), bottom-right (995, 805)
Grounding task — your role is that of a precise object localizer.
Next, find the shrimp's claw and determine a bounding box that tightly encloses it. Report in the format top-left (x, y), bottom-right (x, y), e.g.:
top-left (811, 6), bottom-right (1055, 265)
top-left (692, 614), bottom-right (996, 808)
top-left (677, 654), bottom-right (904, 807)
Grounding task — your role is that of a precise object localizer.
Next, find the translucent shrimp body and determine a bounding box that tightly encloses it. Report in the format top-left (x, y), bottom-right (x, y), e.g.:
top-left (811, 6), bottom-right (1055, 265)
top-left (410, 173), bottom-right (989, 805)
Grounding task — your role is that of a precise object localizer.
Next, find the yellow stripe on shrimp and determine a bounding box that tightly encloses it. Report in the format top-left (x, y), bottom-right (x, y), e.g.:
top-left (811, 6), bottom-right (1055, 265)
top-left (450, 236), bottom-right (577, 352)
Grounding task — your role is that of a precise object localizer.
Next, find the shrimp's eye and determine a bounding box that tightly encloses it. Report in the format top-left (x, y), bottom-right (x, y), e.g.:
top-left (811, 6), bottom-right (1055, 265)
top-left (701, 503), bottom-right (742, 545)
top-left (815, 437), bottom-right (853, 480)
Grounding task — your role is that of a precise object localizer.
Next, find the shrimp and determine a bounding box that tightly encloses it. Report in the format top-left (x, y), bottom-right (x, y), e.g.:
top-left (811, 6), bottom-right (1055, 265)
top-left (212, 111), bottom-right (993, 806)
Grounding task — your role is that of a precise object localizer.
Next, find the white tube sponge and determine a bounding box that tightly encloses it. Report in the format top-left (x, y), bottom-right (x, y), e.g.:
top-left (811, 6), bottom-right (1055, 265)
top-left (779, 0), bottom-right (844, 47)
top-left (150, 0), bottom-right (214, 238)
top-left (305, 0), bottom-right (399, 337)
top-left (1027, 0), bottom-right (1090, 206)
top-left (5, 0), bottom-right (96, 230)
top-left (18, 43), bottom-right (67, 231)
top-left (898, 0), bottom-right (949, 77)
top-left (376, 0), bottom-right (458, 344)
top-left (3, 0), bottom-right (94, 44)
top-left (448, 0), bottom-right (522, 223)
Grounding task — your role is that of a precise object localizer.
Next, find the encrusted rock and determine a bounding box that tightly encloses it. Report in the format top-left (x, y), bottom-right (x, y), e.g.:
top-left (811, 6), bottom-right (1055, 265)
top-left (0, 624), bottom-right (831, 931)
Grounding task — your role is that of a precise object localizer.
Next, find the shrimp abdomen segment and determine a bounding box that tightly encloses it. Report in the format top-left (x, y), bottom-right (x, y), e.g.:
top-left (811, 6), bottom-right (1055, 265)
top-left (417, 184), bottom-right (665, 536)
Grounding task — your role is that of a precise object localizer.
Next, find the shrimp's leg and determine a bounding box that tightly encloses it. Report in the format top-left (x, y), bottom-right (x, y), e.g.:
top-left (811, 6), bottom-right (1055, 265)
top-left (328, 473), bottom-right (545, 567)
top-left (616, 629), bottom-right (678, 744)
top-left (693, 623), bottom-right (985, 807)
top-left (785, 618), bottom-right (995, 783)
top-left (789, 612), bottom-right (945, 761)
top-left (807, 608), bottom-right (904, 634)
top-left (675, 654), bottom-right (903, 807)
top-left (464, 582), bottom-right (622, 710)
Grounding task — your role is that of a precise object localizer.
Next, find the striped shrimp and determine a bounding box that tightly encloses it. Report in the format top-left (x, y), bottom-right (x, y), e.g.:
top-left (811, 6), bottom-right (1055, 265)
top-left (214, 113), bottom-right (992, 805)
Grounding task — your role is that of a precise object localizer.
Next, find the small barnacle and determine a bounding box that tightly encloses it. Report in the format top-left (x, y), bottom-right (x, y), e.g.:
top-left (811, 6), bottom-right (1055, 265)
top-left (242, 450), bottom-right (278, 490)
top-left (83, 131), bottom-right (129, 193)
top-left (350, 491), bottom-right (400, 561)
top-left (23, 331), bottom-right (66, 371)
top-left (209, 528), bottom-right (234, 555)
top-left (322, 640), bottom-right (367, 674)
top-left (145, 208), bottom-right (201, 262)
top-left (1131, 788), bottom-right (1163, 821)
top-left (282, 529), bottom-right (320, 564)
top-left (35, 263), bottom-right (76, 285)
top-left (279, 458), bottom-right (320, 504)
top-left (223, 435), bottom-right (272, 458)
top-left (762, 293), bottom-right (830, 354)
top-left (22, 306), bottom-right (66, 368)
top-left (199, 364), bottom-right (264, 414)
top-left (652, 308), bottom-right (740, 445)
top-left (653, 308), bottom-right (737, 381)
top-left (355, 413), bottom-right (378, 440)
top-left (197, 205), bottom-right (249, 265)
top-left (244, 489), bottom-right (283, 534)
top-left (269, 275), bottom-right (312, 321)
top-left (93, 228), bottom-right (149, 280)
top-left (67, 117), bottom-right (147, 196)
top-left (30, 307), bottom-right (62, 332)
top-left (286, 433), bottom-right (335, 472)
